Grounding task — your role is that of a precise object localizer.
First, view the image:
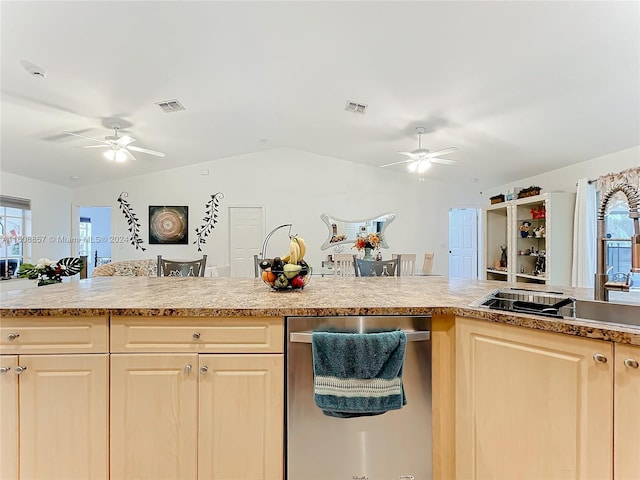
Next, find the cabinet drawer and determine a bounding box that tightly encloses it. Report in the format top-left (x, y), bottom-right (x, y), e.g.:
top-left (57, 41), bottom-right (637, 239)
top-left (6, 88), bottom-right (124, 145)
top-left (110, 316), bottom-right (284, 353)
top-left (0, 316), bottom-right (108, 354)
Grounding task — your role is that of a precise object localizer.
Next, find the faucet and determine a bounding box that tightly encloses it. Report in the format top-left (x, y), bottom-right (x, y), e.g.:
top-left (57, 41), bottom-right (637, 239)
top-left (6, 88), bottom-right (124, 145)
top-left (595, 182), bottom-right (640, 301)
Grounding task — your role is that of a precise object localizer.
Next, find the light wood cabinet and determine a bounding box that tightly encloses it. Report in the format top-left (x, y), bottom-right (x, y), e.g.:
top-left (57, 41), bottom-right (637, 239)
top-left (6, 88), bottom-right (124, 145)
top-left (110, 354), bottom-right (198, 480)
top-left (0, 317), bottom-right (109, 480)
top-left (614, 343), bottom-right (640, 480)
top-left (199, 354), bottom-right (284, 480)
top-left (109, 316), bottom-right (284, 480)
top-left (456, 317), bottom-right (613, 479)
top-left (0, 355), bottom-right (18, 480)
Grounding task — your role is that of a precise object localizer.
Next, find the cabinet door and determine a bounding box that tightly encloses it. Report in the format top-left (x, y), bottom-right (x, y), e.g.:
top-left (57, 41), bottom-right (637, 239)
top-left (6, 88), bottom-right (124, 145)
top-left (110, 354), bottom-right (198, 480)
top-left (456, 318), bottom-right (613, 480)
top-left (0, 355), bottom-right (18, 480)
top-left (615, 344), bottom-right (640, 480)
top-left (19, 354), bottom-right (109, 480)
top-left (199, 354), bottom-right (284, 480)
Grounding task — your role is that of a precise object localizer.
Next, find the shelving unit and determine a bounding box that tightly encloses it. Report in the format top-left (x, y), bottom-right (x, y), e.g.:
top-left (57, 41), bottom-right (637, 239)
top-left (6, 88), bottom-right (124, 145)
top-left (482, 192), bottom-right (576, 286)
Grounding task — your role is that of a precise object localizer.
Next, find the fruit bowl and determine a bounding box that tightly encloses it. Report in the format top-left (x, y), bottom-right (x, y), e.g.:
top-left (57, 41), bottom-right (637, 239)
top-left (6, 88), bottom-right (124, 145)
top-left (259, 235), bottom-right (311, 291)
top-left (260, 259), bottom-right (312, 291)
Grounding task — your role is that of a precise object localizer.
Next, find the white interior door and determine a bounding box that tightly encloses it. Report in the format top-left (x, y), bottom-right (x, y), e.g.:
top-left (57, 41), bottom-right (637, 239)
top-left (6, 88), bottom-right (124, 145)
top-left (449, 208), bottom-right (479, 279)
top-left (229, 207), bottom-right (264, 277)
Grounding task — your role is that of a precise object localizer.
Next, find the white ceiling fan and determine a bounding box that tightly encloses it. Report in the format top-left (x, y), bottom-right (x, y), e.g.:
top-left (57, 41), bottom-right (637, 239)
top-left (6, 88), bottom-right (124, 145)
top-left (63, 123), bottom-right (165, 162)
top-left (380, 127), bottom-right (458, 174)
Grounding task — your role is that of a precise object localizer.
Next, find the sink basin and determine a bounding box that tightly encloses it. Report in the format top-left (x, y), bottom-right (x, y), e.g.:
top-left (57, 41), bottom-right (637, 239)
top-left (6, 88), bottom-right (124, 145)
top-left (574, 300), bottom-right (640, 327)
top-left (475, 288), bottom-right (576, 318)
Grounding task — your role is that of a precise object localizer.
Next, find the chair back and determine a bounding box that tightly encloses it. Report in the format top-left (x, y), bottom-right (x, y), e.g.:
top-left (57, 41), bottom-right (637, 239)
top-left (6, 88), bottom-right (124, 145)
top-left (333, 253), bottom-right (356, 277)
top-left (355, 257), bottom-right (400, 277)
top-left (422, 252), bottom-right (434, 274)
top-left (392, 253), bottom-right (416, 276)
top-left (157, 255), bottom-right (207, 277)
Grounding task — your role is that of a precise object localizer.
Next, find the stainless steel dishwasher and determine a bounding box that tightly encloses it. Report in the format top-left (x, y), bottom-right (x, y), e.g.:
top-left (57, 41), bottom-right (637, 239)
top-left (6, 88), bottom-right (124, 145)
top-left (286, 315), bottom-right (432, 480)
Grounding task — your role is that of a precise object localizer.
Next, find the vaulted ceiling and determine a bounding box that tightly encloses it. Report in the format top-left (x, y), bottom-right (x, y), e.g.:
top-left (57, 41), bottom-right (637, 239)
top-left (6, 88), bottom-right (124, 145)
top-left (1, 1), bottom-right (638, 189)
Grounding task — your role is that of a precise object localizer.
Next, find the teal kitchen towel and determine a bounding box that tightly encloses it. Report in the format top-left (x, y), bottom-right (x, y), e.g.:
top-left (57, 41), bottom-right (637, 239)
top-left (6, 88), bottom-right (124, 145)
top-left (311, 329), bottom-right (407, 418)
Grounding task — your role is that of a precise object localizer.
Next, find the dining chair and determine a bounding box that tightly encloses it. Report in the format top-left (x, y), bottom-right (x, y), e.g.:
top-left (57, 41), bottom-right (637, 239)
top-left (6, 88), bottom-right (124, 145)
top-left (422, 252), bottom-right (434, 274)
top-left (355, 257), bottom-right (400, 277)
top-left (392, 253), bottom-right (416, 276)
top-left (157, 254), bottom-right (207, 277)
top-left (333, 253), bottom-right (357, 277)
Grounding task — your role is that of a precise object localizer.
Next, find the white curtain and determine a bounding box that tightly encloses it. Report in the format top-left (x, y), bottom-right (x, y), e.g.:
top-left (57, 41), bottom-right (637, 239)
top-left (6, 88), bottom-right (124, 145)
top-left (571, 178), bottom-right (596, 288)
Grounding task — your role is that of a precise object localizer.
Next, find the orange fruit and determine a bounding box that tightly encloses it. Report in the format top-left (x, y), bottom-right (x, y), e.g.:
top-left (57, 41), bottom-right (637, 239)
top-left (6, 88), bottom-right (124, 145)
top-left (262, 270), bottom-right (276, 283)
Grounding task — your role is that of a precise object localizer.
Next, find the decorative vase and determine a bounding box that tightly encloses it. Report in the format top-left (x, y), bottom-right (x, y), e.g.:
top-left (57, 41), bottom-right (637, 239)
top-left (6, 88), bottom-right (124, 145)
top-left (363, 248), bottom-right (374, 261)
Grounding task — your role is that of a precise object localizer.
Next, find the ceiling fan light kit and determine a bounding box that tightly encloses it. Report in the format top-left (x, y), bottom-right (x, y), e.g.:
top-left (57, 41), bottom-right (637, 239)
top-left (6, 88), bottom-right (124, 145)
top-left (380, 126), bottom-right (458, 177)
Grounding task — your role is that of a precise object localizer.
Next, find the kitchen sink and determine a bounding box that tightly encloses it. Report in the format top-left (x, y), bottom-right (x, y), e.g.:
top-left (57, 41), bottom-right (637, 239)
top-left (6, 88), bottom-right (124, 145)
top-left (476, 288), bottom-right (576, 318)
top-left (574, 300), bottom-right (640, 327)
top-left (475, 288), bottom-right (640, 327)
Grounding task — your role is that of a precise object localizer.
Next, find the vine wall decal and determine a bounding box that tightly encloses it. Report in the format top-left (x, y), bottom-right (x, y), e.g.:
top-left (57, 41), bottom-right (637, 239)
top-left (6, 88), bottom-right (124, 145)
top-left (117, 192), bottom-right (146, 251)
top-left (193, 192), bottom-right (224, 252)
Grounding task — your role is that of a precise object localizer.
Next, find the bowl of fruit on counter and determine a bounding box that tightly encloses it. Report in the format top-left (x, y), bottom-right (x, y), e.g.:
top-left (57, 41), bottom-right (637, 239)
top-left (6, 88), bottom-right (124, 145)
top-left (259, 235), bottom-right (312, 291)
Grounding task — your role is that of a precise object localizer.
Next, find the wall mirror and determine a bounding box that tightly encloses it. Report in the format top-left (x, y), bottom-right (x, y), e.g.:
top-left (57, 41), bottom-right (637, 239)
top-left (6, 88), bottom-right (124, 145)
top-left (320, 213), bottom-right (396, 250)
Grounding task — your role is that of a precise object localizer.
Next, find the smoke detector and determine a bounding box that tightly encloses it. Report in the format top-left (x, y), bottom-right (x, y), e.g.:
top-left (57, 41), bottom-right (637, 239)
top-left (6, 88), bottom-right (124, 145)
top-left (155, 99), bottom-right (186, 113)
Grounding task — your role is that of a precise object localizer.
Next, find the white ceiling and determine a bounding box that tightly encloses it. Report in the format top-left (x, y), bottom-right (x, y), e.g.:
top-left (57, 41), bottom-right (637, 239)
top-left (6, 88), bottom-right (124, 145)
top-left (1, 1), bottom-right (638, 190)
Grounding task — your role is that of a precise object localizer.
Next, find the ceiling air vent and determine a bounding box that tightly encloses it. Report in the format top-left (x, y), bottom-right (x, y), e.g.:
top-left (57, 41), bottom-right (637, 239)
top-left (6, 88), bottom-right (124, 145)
top-left (155, 99), bottom-right (186, 113)
top-left (345, 100), bottom-right (367, 114)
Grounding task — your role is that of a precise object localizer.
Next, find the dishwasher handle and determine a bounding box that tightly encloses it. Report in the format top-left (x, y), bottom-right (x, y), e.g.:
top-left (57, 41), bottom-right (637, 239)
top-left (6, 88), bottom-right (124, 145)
top-left (289, 329), bottom-right (430, 344)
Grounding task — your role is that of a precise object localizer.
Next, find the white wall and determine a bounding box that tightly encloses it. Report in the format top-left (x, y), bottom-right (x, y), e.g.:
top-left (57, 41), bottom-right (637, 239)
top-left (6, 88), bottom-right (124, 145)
top-left (0, 172), bottom-right (73, 262)
top-left (483, 145), bottom-right (640, 198)
top-left (72, 148), bottom-right (483, 274)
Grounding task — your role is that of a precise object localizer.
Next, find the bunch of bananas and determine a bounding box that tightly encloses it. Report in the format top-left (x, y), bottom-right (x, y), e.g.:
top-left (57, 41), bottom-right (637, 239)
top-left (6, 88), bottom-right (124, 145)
top-left (282, 235), bottom-right (306, 264)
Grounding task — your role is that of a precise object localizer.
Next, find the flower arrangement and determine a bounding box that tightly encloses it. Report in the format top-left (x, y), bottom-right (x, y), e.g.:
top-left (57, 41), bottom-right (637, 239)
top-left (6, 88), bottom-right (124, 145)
top-left (353, 232), bottom-right (382, 251)
top-left (17, 257), bottom-right (84, 286)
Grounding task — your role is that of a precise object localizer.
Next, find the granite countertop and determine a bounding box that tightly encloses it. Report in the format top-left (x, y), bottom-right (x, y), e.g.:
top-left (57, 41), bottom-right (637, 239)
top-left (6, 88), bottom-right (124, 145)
top-left (1, 276), bottom-right (639, 345)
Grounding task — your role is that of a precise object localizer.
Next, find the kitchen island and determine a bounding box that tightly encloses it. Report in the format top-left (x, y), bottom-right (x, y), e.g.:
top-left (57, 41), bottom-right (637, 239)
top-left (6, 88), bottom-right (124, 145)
top-left (1, 276), bottom-right (639, 479)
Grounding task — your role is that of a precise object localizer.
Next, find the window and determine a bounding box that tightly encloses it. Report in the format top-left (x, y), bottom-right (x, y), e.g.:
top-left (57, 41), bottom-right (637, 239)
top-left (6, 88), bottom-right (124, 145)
top-left (0, 195), bottom-right (31, 277)
top-left (604, 195), bottom-right (638, 287)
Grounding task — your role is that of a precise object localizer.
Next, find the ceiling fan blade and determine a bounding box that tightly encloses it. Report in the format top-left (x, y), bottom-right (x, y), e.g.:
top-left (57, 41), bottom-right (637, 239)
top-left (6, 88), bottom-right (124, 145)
top-left (380, 159), bottom-right (413, 168)
top-left (63, 131), bottom-right (110, 145)
top-left (75, 145), bottom-right (110, 149)
top-left (127, 145), bottom-right (165, 157)
top-left (123, 149), bottom-right (137, 162)
top-left (397, 151), bottom-right (417, 157)
top-left (429, 157), bottom-right (458, 165)
top-left (427, 147), bottom-right (458, 158)
top-left (118, 135), bottom-right (136, 146)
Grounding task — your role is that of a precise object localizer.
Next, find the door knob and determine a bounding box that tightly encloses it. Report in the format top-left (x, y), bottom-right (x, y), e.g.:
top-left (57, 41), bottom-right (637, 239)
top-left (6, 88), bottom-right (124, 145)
top-left (15, 366), bottom-right (27, 374)
top-left (192, 332), bottom-right (201, 340)
top-left (0, 367), bottom-right (10, 374)
top-left (7, 332), bottom-right (19, 341)
top-left (184, 364), bottom-right (192, 373)
top-left (199, 366), bottom-right (208, 374)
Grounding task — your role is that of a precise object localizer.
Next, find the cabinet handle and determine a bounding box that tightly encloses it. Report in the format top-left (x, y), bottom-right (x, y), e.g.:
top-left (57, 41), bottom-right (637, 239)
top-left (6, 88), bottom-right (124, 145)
top-left (624, 358), bottom-right (639, 369)
top-left (184, 364), bottom-right (192, 373)
top-left (7, 332), bottom-right (19, 341)
top-left (593, 353), bottom-right (608, 364)
top-left (192, 332), bottom-right (201, 340)
top-left (199, 366), bottom-right (208, 374)
top-left (15, 366), bottom-right (27, 374)
top-left (0, 367), bottom-right (10, 374)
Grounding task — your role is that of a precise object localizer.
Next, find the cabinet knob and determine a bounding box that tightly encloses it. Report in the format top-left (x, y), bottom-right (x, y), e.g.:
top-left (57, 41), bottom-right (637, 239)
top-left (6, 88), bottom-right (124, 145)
top-left (184, 364), bottom-right (192, 373)
top-left (192, 332), bottom-right (201, 340)
top-left (593, 353), bottom-right (608, 364)
top-left (624, 358), bottom-right (639, 369)
top-left (7, 332), bottom-right (19, 341)
top-left (0, 367), bottom-right (10, 374)
top-left (15, 366), bottom-right (27, 374)
top-left (199, 366), bottom-right (208, 374)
